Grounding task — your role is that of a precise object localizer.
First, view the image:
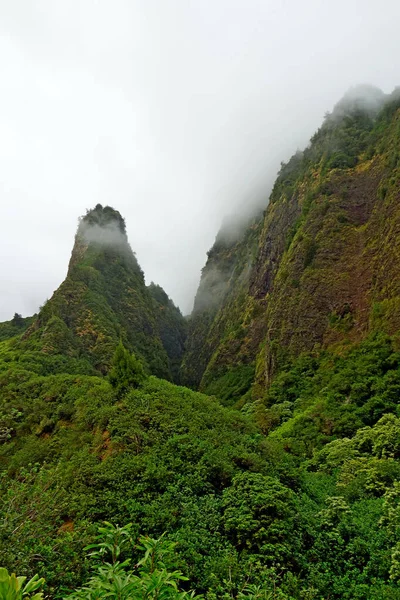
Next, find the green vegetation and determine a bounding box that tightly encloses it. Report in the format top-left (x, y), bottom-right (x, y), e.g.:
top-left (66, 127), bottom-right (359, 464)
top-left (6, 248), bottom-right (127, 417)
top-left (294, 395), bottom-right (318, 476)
top-left (108, 342), bottom-right (145, 397)
top-left (0, 314), bottom-right (35, 342)
top-left (183, 86), bottom-right (400, 401)
top-left (203, 364), bottom-right (255, 406)
top-left (148, 283), bottom-right (187, 383)
top-left (0, 568), bottom-right (44, 600)
top-left (181, 217), bottom-right (262, 392)
top-left (66, 522), bottom-right (202, 600)
top-left (11, 205), bottom-right (186, 382)
top-left (2, 88), bottom-right (400, 599)
top-left (2, 331), bottom-right (400, 598)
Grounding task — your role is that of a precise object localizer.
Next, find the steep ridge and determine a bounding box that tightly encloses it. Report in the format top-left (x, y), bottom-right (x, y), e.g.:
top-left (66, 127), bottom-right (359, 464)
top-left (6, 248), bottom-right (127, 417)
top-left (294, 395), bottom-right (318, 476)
top-left (148, 282), bottom-right (187, 382)
top-left (12, 204), bottom-right (185, 380)
top-left (181, 215), bottom-right (263, 401)
top-left (183, 86), bottom-right (400, 403)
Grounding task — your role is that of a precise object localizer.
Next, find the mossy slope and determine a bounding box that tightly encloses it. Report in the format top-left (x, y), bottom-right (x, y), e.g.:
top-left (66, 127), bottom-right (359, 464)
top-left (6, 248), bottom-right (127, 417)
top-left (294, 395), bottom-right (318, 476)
top-left (183, 87), bottom-right (400, 401)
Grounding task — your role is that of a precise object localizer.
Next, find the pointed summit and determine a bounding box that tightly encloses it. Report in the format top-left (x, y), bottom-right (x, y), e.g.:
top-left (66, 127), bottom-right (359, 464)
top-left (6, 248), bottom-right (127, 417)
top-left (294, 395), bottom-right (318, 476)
top-left (19, 205), bottom-right (185, 378)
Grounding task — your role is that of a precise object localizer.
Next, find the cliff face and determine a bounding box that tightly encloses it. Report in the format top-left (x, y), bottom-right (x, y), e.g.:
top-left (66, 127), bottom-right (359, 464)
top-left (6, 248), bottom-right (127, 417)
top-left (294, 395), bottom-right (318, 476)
top-left (183, 87), bottom-right (400, 403)
top-left (19, 205), bottom-right (185, 379)
top-left (181, 216), bottom-right (263, 403)
top-left (148, 282), bottom-right (187, 383)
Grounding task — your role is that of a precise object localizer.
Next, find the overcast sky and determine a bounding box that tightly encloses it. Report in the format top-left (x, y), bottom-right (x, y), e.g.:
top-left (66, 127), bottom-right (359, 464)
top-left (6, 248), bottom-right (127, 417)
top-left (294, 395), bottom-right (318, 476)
top-left (1, 0), bottom-right (400, 319)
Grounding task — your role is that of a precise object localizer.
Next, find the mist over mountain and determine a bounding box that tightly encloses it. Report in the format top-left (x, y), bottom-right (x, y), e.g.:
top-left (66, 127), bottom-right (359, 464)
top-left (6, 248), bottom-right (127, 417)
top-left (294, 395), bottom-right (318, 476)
top-left (11, 204), bottom-right (186, 381)
top-left (1, 84), bottom-right (400, 598)
top-left (2, 0), bottom-right (400, 596)
top-left (1, 1), bottom-right (400, 319)
top-left (182, 85), bottom-right (400, 393)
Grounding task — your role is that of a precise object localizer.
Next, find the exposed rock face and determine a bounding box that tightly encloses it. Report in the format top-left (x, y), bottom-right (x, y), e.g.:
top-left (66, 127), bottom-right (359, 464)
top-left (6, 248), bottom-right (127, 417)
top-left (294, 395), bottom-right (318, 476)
top-left (182, 88), bottom-right (400, 402)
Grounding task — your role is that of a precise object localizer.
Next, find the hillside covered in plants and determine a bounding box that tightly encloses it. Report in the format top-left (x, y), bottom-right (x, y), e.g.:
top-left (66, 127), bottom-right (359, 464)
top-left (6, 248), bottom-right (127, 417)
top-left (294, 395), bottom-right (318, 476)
top-left (5, 204), bottom-right (186, 382)
top-left (182, 85), bottom-right (400, 404)
top-left (1, 86), bottom-right (400, 600)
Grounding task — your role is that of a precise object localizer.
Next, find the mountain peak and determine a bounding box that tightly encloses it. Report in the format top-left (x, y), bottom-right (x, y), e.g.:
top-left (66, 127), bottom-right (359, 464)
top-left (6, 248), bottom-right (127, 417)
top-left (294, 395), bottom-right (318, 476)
top-left (79, 204), bottom-right (127, 239)
top-left (15, 205), bottom-right (186, 380)
top-left (68, 204), bottom-right (133, 275)
top-left (76, 204), bottom-right (129, 253)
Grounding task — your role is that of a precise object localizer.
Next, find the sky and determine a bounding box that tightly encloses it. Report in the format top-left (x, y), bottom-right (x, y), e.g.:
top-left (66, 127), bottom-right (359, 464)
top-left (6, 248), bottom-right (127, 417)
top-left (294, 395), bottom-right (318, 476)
top-left (1, 0), bottom-right (400, 319)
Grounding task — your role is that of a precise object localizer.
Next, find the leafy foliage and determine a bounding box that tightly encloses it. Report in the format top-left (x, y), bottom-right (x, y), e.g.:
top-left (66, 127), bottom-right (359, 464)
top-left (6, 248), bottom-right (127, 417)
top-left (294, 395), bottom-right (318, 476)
top-left (0, 315), bottom-right (35, 342)
top-left (2, 331), bottom-right (400, 598)
top-left (108, 342), bottom-right (145, 397)
top-left (67, 522), bottom-right (200, 600)
top-left (0, 568), bottom-right (44, 600)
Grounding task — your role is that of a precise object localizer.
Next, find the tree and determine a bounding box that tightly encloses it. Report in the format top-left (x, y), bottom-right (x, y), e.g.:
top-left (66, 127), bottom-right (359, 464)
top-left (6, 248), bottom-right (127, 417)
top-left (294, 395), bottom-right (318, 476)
top-left (222, 473), bottom-right (301, 565)
top-left (11, 313), bottom-right (23, 327)
top-left (108, 342), bottom-right (145, 398)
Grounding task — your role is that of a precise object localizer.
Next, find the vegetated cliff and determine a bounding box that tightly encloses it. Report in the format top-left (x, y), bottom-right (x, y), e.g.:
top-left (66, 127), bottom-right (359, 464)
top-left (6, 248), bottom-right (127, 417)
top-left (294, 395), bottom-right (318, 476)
top-left (148, 282), bottom-right (187, 382)
top-left (181, 215), bottom-right (263, 403)
top-left (14, 204), bottom-right (185, 380)
top-left (182, 85), bottom-right (400, 404)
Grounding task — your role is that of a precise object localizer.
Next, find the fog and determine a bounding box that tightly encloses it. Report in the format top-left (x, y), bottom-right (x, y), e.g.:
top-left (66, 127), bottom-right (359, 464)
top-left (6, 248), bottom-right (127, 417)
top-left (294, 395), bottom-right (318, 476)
top-left (1, 0), bottom-right (400, 319)
top-left (79, 221), bottom-right (128, 248)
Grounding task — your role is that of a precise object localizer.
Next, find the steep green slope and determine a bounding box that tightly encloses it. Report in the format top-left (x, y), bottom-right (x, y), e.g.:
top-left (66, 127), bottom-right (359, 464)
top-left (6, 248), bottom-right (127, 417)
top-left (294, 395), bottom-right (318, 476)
top-left (12, 205), bottom-right (185, 380)
top-left (181, 215), bottom-right (263, 400)
top-left (148, 282), bottom-right (187, 382)
top-left (183, 86), bottom-right (400, 402)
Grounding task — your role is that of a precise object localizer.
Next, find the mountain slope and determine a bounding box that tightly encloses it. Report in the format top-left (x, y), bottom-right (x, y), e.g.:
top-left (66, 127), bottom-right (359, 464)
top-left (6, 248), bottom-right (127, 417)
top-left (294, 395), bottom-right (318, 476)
top-left (181, 215), bottom-right (263, 401)
top-left (148, 282), bottom-right (187, 382)
top-left (183, 86), bottom-right (400, 402)
top-left (13, 204), bottom-right (185, 380)
top-left (0, 313), bottom-right (35, 342)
